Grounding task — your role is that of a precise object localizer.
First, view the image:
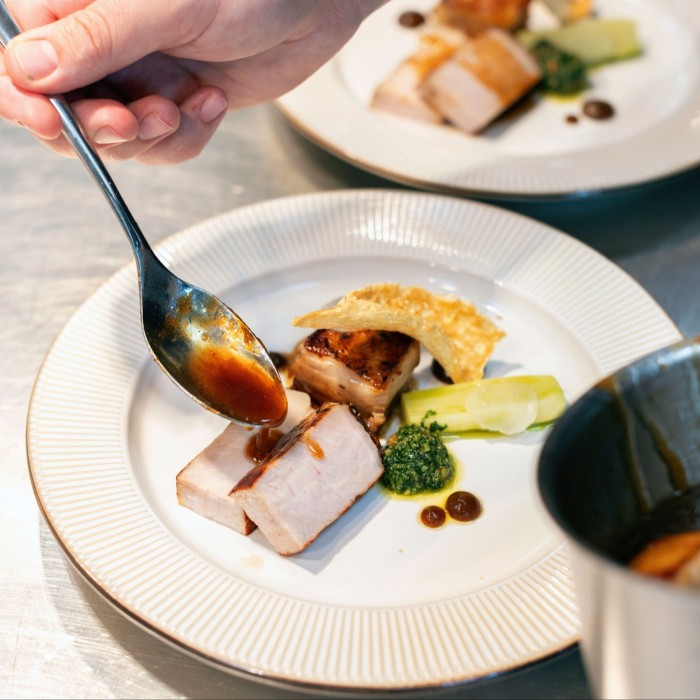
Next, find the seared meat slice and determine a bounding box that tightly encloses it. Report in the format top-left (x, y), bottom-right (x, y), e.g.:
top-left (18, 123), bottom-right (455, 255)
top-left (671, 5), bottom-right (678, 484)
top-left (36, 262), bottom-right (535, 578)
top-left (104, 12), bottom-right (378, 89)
top-left (176, 390), bottom-right (311, 534)
top-left (231, 403), bottom-right (383, 556)
top-left (434, 0), bottom-right (531, 34)
top-left (420, 28), bottom-right (541, 134)
top-left (290, 329), bottom-right (420, 432)
top-left (371, 31), bottom-right (462, 123)
top-left (176, 422), bottom-right (258, 535)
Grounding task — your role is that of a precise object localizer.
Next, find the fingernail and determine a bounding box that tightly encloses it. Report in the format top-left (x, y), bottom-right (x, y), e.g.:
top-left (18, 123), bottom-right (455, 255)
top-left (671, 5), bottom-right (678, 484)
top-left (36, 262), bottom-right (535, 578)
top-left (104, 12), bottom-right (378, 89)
top-left (138, 112), bottom-right (173, 140)
top-left (12, 39), bottom-right (58, 80)
top-left (198, 93), bottom-right (228, 124)
top-left (93, 127), bottom-right (131, 145)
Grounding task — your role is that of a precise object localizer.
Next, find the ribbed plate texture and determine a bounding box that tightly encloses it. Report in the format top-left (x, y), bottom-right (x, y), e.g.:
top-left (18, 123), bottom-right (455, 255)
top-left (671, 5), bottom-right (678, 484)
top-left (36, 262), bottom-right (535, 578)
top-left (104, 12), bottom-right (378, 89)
top-left (27, 191), bottom-right (680, 690)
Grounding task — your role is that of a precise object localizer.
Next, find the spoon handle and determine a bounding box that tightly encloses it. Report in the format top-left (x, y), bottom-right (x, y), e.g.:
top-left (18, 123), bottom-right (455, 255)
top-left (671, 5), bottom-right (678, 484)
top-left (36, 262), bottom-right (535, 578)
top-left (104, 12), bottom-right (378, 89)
top-left (0, 1), bottom-right (156, 266)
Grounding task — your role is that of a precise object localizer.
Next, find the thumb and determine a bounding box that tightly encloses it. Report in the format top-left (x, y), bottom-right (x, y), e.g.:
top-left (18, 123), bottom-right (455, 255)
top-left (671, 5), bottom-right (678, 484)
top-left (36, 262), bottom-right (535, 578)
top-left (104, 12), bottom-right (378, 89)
top-left (4, 0), bottom-right (188, 92)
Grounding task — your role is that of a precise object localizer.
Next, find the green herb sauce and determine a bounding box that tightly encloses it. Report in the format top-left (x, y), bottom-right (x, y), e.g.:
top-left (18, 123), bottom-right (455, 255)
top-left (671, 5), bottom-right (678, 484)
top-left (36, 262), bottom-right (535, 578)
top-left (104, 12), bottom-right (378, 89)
top-left (532, 39), bottom-right (589, 95)
top-left (381, 412), bottom-right (455, 495)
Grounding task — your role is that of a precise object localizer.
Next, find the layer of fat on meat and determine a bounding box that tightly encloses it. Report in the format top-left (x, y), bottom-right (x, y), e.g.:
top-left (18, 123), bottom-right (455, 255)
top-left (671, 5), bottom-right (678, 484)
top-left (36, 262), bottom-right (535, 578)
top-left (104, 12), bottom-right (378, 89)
top-left (176, 389), bottom-right (312, 535)
top-left (231, 403), bottom-right (383, 556)
top-left (290, 329), bottom-right (420, 433)
top-left (420, 27), bottom-right (541, 134)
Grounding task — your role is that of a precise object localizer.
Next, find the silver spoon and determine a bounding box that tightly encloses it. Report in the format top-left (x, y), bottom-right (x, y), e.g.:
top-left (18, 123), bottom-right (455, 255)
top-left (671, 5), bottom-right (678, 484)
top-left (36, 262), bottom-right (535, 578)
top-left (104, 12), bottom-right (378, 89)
top-left (0, 3), bottom-right (287, 427)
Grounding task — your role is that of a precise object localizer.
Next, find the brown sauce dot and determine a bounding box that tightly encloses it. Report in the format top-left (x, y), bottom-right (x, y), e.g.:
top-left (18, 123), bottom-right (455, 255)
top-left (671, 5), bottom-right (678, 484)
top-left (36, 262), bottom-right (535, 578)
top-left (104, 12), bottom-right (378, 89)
top-left (420, 505), bottom-right (447, 528)
top-left (446, 491), bottom-right (482, 522)
top-left (583, 100), bottom-right (615, 120)
top-left (399, 10), bottom-right (425, 28)
top-left (431, 359), bottom-right (454, 384)
top-left (565, 114), bottom-right (579, 125)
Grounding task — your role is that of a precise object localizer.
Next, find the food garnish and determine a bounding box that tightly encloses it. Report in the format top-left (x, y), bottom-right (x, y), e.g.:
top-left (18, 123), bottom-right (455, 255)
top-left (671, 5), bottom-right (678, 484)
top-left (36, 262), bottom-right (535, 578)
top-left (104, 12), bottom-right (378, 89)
top-left (292, 283), bottom-right (504, 383)
top-left (382, 412), bottom-right (455, 495)
top-left (518, 18), bottom-right (642, 67)
top-left (402, 374), bottom-right (566, 436)
top-left (531, 39), bottom-right (589, 95)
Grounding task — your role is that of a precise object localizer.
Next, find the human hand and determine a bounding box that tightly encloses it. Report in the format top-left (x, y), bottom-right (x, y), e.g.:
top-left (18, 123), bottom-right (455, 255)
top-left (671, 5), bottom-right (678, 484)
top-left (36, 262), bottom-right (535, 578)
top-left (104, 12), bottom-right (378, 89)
top-left (0, 0), bottom-right (386, 163)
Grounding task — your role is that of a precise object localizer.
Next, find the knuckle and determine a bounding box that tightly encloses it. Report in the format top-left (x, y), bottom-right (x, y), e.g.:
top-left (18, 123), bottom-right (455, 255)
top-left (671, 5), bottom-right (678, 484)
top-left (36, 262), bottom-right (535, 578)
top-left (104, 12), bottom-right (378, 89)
top-left (63, 8), bottom-right (115, 67)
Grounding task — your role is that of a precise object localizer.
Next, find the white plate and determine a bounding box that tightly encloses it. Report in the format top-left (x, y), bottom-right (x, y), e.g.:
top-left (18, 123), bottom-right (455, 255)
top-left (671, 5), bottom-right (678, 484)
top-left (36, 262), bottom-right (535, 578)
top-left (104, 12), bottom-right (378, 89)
top-left (27, 191), bottom-right (680, 692)
top-left (276, 0), bottom-right (700, 199)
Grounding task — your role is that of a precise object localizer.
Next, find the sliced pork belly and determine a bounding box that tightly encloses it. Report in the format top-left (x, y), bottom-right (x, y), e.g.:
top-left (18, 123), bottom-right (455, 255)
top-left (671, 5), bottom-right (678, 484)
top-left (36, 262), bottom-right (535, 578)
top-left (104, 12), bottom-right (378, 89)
top-left (419, 28), bottom-right (541, 134)
top-left (290, 329), bottom-right (420, 432)
top-left (176, 389), bottom-right (311, 535)
top-left (231, 403), bottom-right (383, 556)
top-left (371, 31), bottom-right (462, 123)
top-left (434, 0), bottom-right (531, 34)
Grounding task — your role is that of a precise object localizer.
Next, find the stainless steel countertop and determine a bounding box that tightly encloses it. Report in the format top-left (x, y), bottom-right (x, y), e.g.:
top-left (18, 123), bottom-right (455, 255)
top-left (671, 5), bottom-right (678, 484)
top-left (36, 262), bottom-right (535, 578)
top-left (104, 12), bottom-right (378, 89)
top-left (3, 104), bottom-right (700, 699)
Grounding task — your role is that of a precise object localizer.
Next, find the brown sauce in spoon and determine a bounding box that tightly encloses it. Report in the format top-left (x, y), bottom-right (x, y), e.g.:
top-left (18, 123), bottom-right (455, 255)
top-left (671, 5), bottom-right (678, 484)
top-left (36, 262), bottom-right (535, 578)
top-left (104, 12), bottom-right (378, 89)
top-left (186, 345), bottom-right (287, 426)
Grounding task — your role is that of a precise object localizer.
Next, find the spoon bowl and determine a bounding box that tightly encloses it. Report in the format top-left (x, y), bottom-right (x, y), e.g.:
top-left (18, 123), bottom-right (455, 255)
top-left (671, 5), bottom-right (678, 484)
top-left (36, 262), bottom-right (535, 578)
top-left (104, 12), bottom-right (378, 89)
top-left (140, 254), bottom-right (287, 426)
top-left (0, 2), bottom-right (287, 426)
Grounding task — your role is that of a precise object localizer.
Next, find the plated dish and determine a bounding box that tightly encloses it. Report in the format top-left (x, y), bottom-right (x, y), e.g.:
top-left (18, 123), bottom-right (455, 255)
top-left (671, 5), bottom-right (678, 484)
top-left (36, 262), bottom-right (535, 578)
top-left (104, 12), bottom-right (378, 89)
top-left (27, 191), bottom-right (680, 691)
top-left (276, 0), bottom-right (700, 199)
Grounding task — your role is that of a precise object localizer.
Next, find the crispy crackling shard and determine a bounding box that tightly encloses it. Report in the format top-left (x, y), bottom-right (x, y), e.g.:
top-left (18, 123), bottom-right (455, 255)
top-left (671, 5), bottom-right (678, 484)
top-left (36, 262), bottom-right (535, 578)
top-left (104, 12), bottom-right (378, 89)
top-left (291, 284), bottom-right (504, 383)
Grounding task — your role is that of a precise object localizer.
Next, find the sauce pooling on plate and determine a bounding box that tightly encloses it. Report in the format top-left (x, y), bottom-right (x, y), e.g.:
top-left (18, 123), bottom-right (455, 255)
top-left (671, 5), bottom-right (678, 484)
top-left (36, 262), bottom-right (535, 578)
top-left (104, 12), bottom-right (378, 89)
top-left (186, 345), bottom-right (287, 426)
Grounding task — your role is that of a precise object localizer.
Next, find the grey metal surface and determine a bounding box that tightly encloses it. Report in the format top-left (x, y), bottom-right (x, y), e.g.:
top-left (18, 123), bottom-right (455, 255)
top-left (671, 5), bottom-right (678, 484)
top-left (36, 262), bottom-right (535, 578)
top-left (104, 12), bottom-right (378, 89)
top-left (2, 103), bottom-right (700, 699)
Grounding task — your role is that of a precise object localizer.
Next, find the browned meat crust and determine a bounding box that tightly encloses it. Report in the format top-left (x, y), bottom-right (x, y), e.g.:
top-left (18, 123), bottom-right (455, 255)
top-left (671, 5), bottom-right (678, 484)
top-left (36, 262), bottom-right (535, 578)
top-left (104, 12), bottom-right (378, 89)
top-left (301, 329), bottom-right (416, 389)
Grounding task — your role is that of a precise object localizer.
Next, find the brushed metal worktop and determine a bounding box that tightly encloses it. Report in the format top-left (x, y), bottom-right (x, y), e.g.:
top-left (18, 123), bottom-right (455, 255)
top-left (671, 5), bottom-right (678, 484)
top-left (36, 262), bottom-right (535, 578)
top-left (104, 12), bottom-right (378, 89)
top-left (3, 104), bottom-right (700, 699)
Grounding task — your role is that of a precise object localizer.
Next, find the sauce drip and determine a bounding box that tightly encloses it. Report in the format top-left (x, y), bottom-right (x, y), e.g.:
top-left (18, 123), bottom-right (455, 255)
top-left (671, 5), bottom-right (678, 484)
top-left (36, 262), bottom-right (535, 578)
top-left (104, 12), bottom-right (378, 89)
top-left (245, 428), bottom-right (284, 463)
top-left (446, 491), bottom-right (482, 522)
top-left (303, 435), bottom-right (324, 459)
top-left (420, 505), bottom-right (447, 528)
top-left (186, 345), bottom-right (287, 426)
top-left (399, 10), bottom-right (425, 28)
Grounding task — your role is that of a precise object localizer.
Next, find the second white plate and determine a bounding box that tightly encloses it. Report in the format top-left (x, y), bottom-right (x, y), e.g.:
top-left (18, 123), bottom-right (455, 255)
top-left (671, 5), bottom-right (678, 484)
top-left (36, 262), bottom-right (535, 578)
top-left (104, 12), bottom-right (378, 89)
top-left (27, 191), bottom-right (680, 692)
top-left (277, 0), bottom-right (700, 199)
